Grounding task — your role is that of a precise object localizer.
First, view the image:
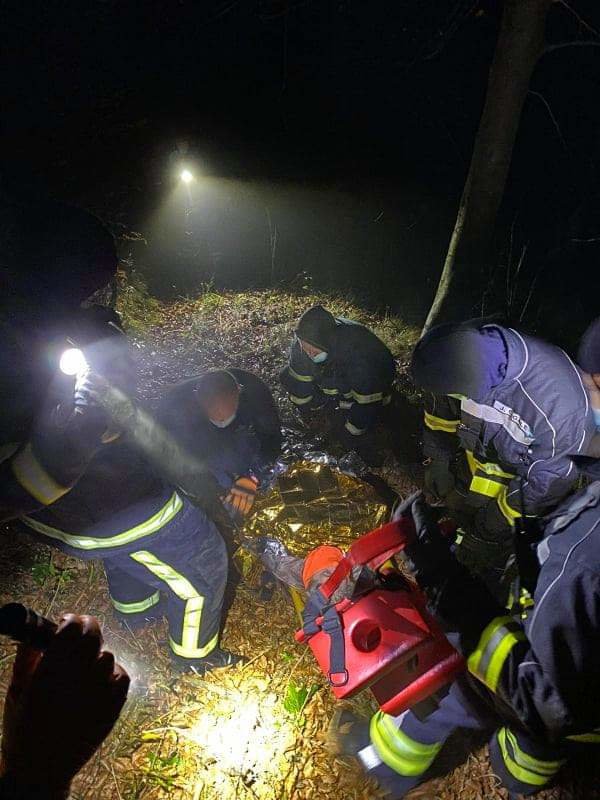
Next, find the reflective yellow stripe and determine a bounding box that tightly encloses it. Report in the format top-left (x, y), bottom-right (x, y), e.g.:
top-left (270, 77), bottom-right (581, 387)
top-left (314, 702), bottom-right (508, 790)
top-left (497, 487), bottom-right (522, 523)
top-left (568, 731), bottom-right (600, 743)
top-left (288, 366), bottom-right (313, 383)
top-left (497, 728), bottom-right (563, 787)
top-left (467, 615), bottom-right (527, 692)
top-left (345, 420), bottom-right (366, 436)
top-left (11, 443), bottom-right (70, 505)
top-left (424, 411), bottom-right (459, 434)
top-left (111, 591), bottom-right (160, 614)
top-left (465, 450), bottom-right (515, 480)
top-left (290, 393), bottom-right (313, 405)
top-left (351, 389), bottom-right (383, 404)
top-left (321, 387), bottom-right (339, 395)
top-left (469, 475), bottom-right (506, 499)
top-left (130, 550), bottom-right (217, 659)
top-left (21, 492), bottom-right (183, 551)
top-left (370, 712), bottom-right (442, 777)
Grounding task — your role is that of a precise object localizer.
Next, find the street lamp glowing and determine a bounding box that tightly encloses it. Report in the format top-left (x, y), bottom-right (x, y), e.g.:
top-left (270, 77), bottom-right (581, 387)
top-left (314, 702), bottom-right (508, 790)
top-left (180, 169), bottom-right (193, 184)
top-left (59, 348), bottom-right (88, 377)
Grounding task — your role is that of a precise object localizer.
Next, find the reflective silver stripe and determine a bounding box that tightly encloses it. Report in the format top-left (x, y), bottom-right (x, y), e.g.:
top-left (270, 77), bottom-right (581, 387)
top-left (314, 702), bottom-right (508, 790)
top-left (21, 492), bottom-right (183, 550)
top-left (460, 397), bottom-right (534, 446)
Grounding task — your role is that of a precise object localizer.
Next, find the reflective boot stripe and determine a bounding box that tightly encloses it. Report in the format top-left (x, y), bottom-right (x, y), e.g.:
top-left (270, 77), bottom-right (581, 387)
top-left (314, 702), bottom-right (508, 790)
top-left (467, 616), bottom-right (527, 692)
top-left (370, 712), bottom-right (442, 777)
top-left (288, 366), bottom-right (314, 383)
top-left (352, 389), bottom-right (383, 404)
top-left (21, 492), bottom-right (183, 551)
top-left (424, 411), bottom-right (460, 434)
top-left (111, 591), bottom-right (161, 614)
top-left (497, 728), bottom-right (564, 787)
top-left (339, 400), bottom-right (353, 409)
top-left (12, 443), bottom-right (70, 505)
top-left (129, 550), bottom-right (218, 659)
top-left (290, 394), bottom-right (313, 405)
top-left (321, 387), bottom-right (339, 396)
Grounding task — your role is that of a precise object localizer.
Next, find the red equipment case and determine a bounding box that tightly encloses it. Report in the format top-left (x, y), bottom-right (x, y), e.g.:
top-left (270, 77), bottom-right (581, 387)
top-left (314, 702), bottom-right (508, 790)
top-left (295, 516), bottom-right (465, 715)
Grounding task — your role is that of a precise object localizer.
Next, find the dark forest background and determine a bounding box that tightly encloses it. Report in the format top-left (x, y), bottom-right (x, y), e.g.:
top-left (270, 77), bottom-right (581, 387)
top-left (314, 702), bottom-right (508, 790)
top-left (2, 0), bottom-right (600, 346)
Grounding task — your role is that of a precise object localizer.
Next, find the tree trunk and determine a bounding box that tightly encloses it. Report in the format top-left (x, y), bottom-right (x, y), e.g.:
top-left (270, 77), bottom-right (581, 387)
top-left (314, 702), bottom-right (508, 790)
top-left (423, 0), bottom-right (553, 333)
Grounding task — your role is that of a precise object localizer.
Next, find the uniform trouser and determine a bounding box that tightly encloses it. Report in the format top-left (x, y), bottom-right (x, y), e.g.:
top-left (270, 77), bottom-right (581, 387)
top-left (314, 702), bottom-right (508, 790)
top-left (362, 677), bottom-right (566, 798)
top-left (23, 494), bottom-right (228, 663)
top-left (105, 502), bottom-right (227, 662)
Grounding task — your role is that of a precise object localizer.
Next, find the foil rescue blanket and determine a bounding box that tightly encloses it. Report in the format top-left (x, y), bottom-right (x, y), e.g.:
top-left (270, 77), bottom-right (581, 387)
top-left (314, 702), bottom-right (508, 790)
top-left (234, 461), bottom-right (388, 591)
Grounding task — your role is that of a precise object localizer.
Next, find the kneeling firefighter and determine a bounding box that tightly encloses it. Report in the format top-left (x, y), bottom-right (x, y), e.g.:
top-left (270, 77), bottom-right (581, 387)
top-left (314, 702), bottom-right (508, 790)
top-left (280, 306), bottom-right (396, 443)
top-left (0, 311), bottom-right (242, 673)
top-left (411, 320), bottom-right (595, 600)
top-left (332, 482), bottom-right (600, 798)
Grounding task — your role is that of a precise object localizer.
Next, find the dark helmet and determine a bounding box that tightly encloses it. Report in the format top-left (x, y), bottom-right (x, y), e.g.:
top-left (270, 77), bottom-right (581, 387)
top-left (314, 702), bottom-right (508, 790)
top-left (410, 322), bottom-right (507, 400)
top-left (577, 317), bottom-right (600, 375)
top-left (295, 306), bottom-right (336, 350)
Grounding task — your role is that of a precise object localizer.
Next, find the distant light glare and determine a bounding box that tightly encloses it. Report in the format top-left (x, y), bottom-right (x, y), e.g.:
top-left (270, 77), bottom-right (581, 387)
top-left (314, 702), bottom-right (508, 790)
top-left (180, 169), bottom-right (193, 184)
top-left (59, 348), bottom-right (88, 376)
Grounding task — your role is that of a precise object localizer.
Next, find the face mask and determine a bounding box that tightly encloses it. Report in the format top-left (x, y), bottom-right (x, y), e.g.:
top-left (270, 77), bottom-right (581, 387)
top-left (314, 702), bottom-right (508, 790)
top-left (311, 351), bottom-right (328, 364)
top-left (210, 413), bottom-right (236, 429)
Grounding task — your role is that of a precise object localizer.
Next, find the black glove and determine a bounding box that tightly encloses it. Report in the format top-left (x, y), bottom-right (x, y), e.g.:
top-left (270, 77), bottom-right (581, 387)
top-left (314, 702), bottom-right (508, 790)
top-left (398, 493), bottom-right (502, 643)
top-left (424, 459), bottom-right (454, 500)
top-left (397, 492), bottom-right (454, 589)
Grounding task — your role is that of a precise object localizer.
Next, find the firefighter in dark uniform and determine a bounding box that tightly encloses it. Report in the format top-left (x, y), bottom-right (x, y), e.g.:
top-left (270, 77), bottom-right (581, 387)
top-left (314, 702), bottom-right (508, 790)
top-left (335, 481), bottom-right (600, 798)
top-left (156, 369), bottom-right (282, 520)
top-left (410, 321), bottom-right (595, 598)
top-left (0, 315), bottom-right (241, 673)
top-left (280, 306), bottom-right (396, 441)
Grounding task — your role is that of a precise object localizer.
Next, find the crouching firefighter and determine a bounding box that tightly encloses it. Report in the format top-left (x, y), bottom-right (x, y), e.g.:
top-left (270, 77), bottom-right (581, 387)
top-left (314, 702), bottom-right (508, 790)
top-left (411, 320), bottom-right (595, 600)
top-left (0, 313), bottom-right (242, 673)
top-left (156, 368), bottom-right (282, 523)
top-left (280, 306), bottom-right (396, 444)
top-left (331, 483), bottom-right (600, 798)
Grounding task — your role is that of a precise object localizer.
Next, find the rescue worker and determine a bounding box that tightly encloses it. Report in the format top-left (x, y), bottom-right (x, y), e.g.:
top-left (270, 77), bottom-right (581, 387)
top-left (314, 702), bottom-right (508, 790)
top-left (280, 306), bottom-right (396, 442)
top-left (156, 369), bottom-right (282, 520)
top-left (410, 320), bottom-right (595, 598)
top-left (333, 483), bottom-right (600, 798)
top-left (0, 313), bottom-right (241, 673)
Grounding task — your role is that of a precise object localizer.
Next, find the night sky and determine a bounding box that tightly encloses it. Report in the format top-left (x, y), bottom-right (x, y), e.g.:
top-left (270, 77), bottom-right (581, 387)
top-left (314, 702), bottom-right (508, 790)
top-left (3, 1), bottom-right (600, 331)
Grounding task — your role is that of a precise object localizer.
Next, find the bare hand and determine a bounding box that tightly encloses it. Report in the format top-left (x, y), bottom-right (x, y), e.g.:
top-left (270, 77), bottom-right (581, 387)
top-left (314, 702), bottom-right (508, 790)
top-left (0, 614), bottom-right (130, 796)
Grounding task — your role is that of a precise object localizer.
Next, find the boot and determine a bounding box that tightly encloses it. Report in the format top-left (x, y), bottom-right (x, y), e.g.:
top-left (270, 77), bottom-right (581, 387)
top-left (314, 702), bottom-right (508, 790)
top-left (172, 648), bottom-right (247, 676)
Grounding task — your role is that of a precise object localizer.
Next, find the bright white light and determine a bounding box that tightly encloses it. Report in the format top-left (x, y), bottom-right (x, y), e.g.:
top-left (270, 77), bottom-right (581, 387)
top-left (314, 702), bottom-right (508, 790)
top-left (59, 348), bottom-right (88, 376)
top-left (180, 169), bottom-right (193, 184)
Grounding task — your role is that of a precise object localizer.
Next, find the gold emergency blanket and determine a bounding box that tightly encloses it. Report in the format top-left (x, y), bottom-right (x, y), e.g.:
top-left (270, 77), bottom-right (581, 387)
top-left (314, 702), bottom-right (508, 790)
top-left (243, 461), bottom-right (388, 556)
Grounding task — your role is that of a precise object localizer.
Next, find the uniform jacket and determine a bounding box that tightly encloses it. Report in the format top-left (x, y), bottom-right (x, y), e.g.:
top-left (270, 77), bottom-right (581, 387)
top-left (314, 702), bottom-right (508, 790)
top-left (466, 481), bottom-right (600, 744)
top-left (283, 318), bottom-right (396, 433)
top-left (423, 325), bottom-right (595, 520)
top-left (156, 368), bottom-right (282, 487)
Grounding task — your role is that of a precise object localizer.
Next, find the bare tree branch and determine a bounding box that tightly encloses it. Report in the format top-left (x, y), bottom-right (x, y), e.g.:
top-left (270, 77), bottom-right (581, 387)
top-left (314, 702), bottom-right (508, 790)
top-left (543, 40), bottom-right (600, 56)
top-left (557, 0), bottom-right (600, 38)
top-left (528, 89), bottom-right (567, 149)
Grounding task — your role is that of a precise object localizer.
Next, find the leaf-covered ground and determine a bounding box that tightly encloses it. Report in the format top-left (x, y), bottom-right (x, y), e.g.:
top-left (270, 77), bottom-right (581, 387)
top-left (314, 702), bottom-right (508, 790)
top-left (0, 282), bottom-right (598, 799)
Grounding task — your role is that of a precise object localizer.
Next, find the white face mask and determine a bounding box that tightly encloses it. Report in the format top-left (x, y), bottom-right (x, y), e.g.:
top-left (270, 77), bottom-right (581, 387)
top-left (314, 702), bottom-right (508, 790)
top-left (311, 351), bottom-right (328, 364)
top-left (210, 413), bottom-right (237, 429)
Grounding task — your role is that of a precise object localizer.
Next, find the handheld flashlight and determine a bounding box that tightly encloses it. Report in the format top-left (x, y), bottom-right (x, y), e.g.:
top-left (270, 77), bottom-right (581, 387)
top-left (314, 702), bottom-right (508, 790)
top-left (180, 169), bottom-right (193, 184)
top-left (0, 603), bottom-right (57, 651)
top-left (59, 347), bottom-right (88, 377)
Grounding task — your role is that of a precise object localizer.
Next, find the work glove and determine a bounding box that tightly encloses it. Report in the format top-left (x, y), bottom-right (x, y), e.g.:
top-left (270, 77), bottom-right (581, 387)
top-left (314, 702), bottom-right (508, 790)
top-left (398, 493), bottom-right (502, 642)
top-left (224, 475), bottom-right (259, 517)
top-left (0, 614), bottom-right (129, 799)
top-left (423, 459), bottom-right (454, 501)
